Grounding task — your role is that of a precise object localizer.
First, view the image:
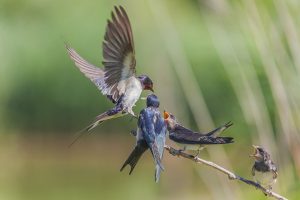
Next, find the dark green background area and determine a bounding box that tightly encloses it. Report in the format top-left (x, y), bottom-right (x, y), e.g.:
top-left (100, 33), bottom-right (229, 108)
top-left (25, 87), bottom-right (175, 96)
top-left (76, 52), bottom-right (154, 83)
top-left (0, 0), bottom-right (299, 199)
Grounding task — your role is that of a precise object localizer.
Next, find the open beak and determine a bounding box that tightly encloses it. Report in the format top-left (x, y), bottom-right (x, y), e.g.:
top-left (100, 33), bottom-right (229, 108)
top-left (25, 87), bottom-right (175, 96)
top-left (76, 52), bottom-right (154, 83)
top-left (150, 86), bottom-right (154, 92)
top-left (163, 111), bottom-right (170, 120)
top-left (249, 145), bottom-right (259, 158)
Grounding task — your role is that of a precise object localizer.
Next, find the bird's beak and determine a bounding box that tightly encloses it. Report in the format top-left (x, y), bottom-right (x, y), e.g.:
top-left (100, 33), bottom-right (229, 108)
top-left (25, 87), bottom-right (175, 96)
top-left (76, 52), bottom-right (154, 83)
top-left (150, 86), bottom-right (154, 92)
top-left (249, 145), bottom-right (259, 158)
top-left (163, 111), bottom-right (169, 120)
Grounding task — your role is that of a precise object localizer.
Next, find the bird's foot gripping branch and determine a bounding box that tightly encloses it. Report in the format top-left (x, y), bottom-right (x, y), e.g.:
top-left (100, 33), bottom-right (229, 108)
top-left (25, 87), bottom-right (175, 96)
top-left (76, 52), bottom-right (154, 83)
top-left (164, 145), bottom-right (288, 200)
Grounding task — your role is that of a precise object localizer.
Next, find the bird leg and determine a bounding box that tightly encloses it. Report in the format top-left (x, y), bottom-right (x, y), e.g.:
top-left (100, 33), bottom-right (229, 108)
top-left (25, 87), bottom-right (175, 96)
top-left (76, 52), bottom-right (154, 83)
top-left (127, 108), bottom-right (138, 119)
top-left (130, 130), bottom-right (137, 137)
top-left (169, 147), bottom-right (186, 157)
top-left (194, 149), bottom-right (200, 158)
top-left (128, 115), bottom-right (138, 122)
top-left (265, 185), bottom-right (273, 195)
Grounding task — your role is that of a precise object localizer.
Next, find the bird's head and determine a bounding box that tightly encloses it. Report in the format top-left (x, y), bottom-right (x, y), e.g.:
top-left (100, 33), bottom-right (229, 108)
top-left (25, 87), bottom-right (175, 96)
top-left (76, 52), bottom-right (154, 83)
top-left (163, 111), bottom-right (177, 130)
top-left (137, 75), bottom-right (154, 92)
top-left (250, 145), bottom-right (269, 162)
top-left (146, 94), bottom-right (159, 108)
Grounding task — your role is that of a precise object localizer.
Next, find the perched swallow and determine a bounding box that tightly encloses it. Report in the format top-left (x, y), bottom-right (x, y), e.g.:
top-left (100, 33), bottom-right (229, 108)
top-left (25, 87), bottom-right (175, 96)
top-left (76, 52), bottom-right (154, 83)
top-left (120, 94), bottom-right (167, 182)
top-left (250, 145), bottom-right (278, 190)
top-left (66, 6), bottom-right (154, 132)
top-left (163, 111), bottom-right (234, 156)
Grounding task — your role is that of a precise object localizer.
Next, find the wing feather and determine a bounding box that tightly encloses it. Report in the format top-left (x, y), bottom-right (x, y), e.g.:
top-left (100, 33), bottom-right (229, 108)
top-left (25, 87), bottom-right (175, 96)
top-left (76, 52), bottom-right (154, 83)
top-left (66, 45), bottom-right (104, 90)
top-left (101, 6), bottom-right (136, 102)
top-left (66, 6), bottom-right (137, 103)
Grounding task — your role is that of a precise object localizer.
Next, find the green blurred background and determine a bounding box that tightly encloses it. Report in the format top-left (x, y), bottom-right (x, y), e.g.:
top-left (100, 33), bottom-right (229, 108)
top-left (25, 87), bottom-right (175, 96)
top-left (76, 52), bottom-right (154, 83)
top-left (1, 0), bottom-right (300, 199)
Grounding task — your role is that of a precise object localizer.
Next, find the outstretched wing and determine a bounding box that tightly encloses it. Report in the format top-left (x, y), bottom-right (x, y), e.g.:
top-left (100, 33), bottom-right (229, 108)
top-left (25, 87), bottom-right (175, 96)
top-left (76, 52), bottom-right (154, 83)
top-left (101, 6), bottom-right (136, 102)
top-left (66, 45), bottom-right (104, 90)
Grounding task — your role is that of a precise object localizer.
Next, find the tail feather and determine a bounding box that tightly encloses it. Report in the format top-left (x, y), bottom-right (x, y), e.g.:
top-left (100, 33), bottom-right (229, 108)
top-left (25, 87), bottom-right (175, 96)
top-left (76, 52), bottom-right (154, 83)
top-left (206, 121), bottom-right (233, 137)
top-left (68, 112), bottom-right (109, 147)
top-left (150, 143), bottom-right (164, 172)
top-left (120, 142), bottom-right (148, 175)
top-left (150, 144), bottom-right (164, 183)
top-left (214, 136), bottom-right (234, 144)
top-left (155, 164), bottom-right (163, 183)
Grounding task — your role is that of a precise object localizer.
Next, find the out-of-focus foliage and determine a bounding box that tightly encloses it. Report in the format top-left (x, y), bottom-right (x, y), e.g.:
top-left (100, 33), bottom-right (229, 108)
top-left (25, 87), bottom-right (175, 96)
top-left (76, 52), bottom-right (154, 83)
top-left (0, 0), bottom-right (299, 199)
top-left (0, 0), bottom-right (240, 133)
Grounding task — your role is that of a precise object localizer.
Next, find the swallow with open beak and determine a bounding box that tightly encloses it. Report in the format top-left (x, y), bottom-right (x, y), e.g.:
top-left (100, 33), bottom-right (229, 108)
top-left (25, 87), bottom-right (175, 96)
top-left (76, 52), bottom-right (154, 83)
top-left (250, 145), bottom-right (278, 190)
top-left (66, 6), bottom-right (154, 133)
top-left (163, 111), bottom-right (234, 156)
top-left (120, 94), bottom-right (167, 182)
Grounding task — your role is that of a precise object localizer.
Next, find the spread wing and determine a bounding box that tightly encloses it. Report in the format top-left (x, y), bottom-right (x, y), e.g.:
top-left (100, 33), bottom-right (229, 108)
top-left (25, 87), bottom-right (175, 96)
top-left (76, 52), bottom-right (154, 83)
top-left (101, 6), bottom-right (136, 102)
top-left (66, 45), bottom-right (104, 90)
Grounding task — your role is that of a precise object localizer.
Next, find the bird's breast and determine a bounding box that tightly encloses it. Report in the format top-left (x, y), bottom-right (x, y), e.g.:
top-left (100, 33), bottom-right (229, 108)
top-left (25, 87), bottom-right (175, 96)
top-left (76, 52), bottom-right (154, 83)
top-left (253, 171), bottom-right (276, 187)
top-left (175, 143), bottom-right (204, 151)
top-left (122, 77), bottom-right (143, 108)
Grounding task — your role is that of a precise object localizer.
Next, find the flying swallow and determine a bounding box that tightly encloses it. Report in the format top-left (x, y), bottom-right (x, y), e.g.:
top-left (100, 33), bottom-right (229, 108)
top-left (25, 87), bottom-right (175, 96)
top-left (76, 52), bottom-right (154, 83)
top-left (250, 145), bottom-right (278, 190)
top-left (163, 111), bottom-right (234, 156)
top-left (66, 6), bottom-right (154, 132)
top-left (120, 94), bottom-right (167, 182)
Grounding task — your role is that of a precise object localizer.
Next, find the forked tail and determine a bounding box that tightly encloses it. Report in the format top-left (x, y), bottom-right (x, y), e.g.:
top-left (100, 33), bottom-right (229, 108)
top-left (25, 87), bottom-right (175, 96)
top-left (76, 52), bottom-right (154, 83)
top-left (120, 141), bottom-right (148, 174)
top-left (68, 112), bottom-right (110, 147)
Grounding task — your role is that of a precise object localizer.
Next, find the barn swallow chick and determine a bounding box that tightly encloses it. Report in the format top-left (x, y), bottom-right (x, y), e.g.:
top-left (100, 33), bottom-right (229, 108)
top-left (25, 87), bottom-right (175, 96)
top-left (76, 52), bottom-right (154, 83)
top-left (120, 94), bottom-right (167, 182)
top-left (164, 111), bottom-right (233, 157)
top-left (66, 6), bottom-right (154, 133)
top-left (250, 145), bottom-right (278, 190)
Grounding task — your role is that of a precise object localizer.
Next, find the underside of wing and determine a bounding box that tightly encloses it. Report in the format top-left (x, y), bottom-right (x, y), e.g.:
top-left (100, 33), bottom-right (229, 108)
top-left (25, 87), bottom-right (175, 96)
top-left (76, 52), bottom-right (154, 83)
top-left (101, 6), bottom-right (136, 102)
top-left (66, 45), bottom-right (104, 90)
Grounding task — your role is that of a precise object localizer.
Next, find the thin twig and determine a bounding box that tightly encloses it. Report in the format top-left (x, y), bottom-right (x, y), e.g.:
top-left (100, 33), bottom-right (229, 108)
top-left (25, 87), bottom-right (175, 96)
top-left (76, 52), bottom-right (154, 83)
top-left (165, 145), bottom-right (288, 200)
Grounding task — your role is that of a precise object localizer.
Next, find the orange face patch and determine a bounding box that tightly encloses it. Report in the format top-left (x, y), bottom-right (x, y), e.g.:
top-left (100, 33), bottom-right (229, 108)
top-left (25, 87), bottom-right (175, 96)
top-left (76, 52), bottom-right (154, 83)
top-left (163, 111), bottom-right (170, 120)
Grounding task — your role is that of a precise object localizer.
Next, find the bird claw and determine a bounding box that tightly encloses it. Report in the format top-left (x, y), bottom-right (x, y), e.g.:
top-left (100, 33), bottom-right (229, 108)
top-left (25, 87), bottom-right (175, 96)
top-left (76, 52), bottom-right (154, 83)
top-left (264, 186), bottom-right (272, 196)
top-left (130, 130), bottom-right (137, 137)
top-left (265, 189), bottom-right (272, 196)
top-left (169, 148), bottom-right (183, 156)
top-left (128, 111), bottom-right (138, 120)
top-left (128, 110), bottom-right (138, 119)
top-left (193, 150), bottom-right (200, 159)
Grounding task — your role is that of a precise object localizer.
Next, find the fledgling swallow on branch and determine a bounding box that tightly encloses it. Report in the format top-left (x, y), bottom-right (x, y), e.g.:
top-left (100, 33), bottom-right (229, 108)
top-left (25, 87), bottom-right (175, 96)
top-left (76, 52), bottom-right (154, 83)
top-left (164, 111), bottom-right (234, 157)
top-left (250, 145), bottom-right (278, 190)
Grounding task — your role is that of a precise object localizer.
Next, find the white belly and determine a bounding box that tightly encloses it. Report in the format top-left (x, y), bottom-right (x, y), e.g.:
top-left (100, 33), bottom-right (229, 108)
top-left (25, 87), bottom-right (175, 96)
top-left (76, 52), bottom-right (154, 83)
top-left (176, 143), bottom-right (205, 151)
top-left (122, 77), bottom-right (143, 109)
top-left (253, 171), bottom-right (276, 188)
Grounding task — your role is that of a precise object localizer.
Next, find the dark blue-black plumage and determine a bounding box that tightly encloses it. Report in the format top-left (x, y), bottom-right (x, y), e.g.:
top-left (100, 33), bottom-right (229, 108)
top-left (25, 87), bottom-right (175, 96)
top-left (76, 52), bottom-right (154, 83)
top-left (164, 111), bottom-right (233, 155)
top-left (120, 94), bottom-right (167, 182)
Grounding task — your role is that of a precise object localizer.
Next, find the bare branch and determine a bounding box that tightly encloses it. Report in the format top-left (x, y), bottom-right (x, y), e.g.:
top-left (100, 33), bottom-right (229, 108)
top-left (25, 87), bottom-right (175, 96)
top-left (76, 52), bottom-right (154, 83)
top-left (165, 145), bottom-right (288, 200)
